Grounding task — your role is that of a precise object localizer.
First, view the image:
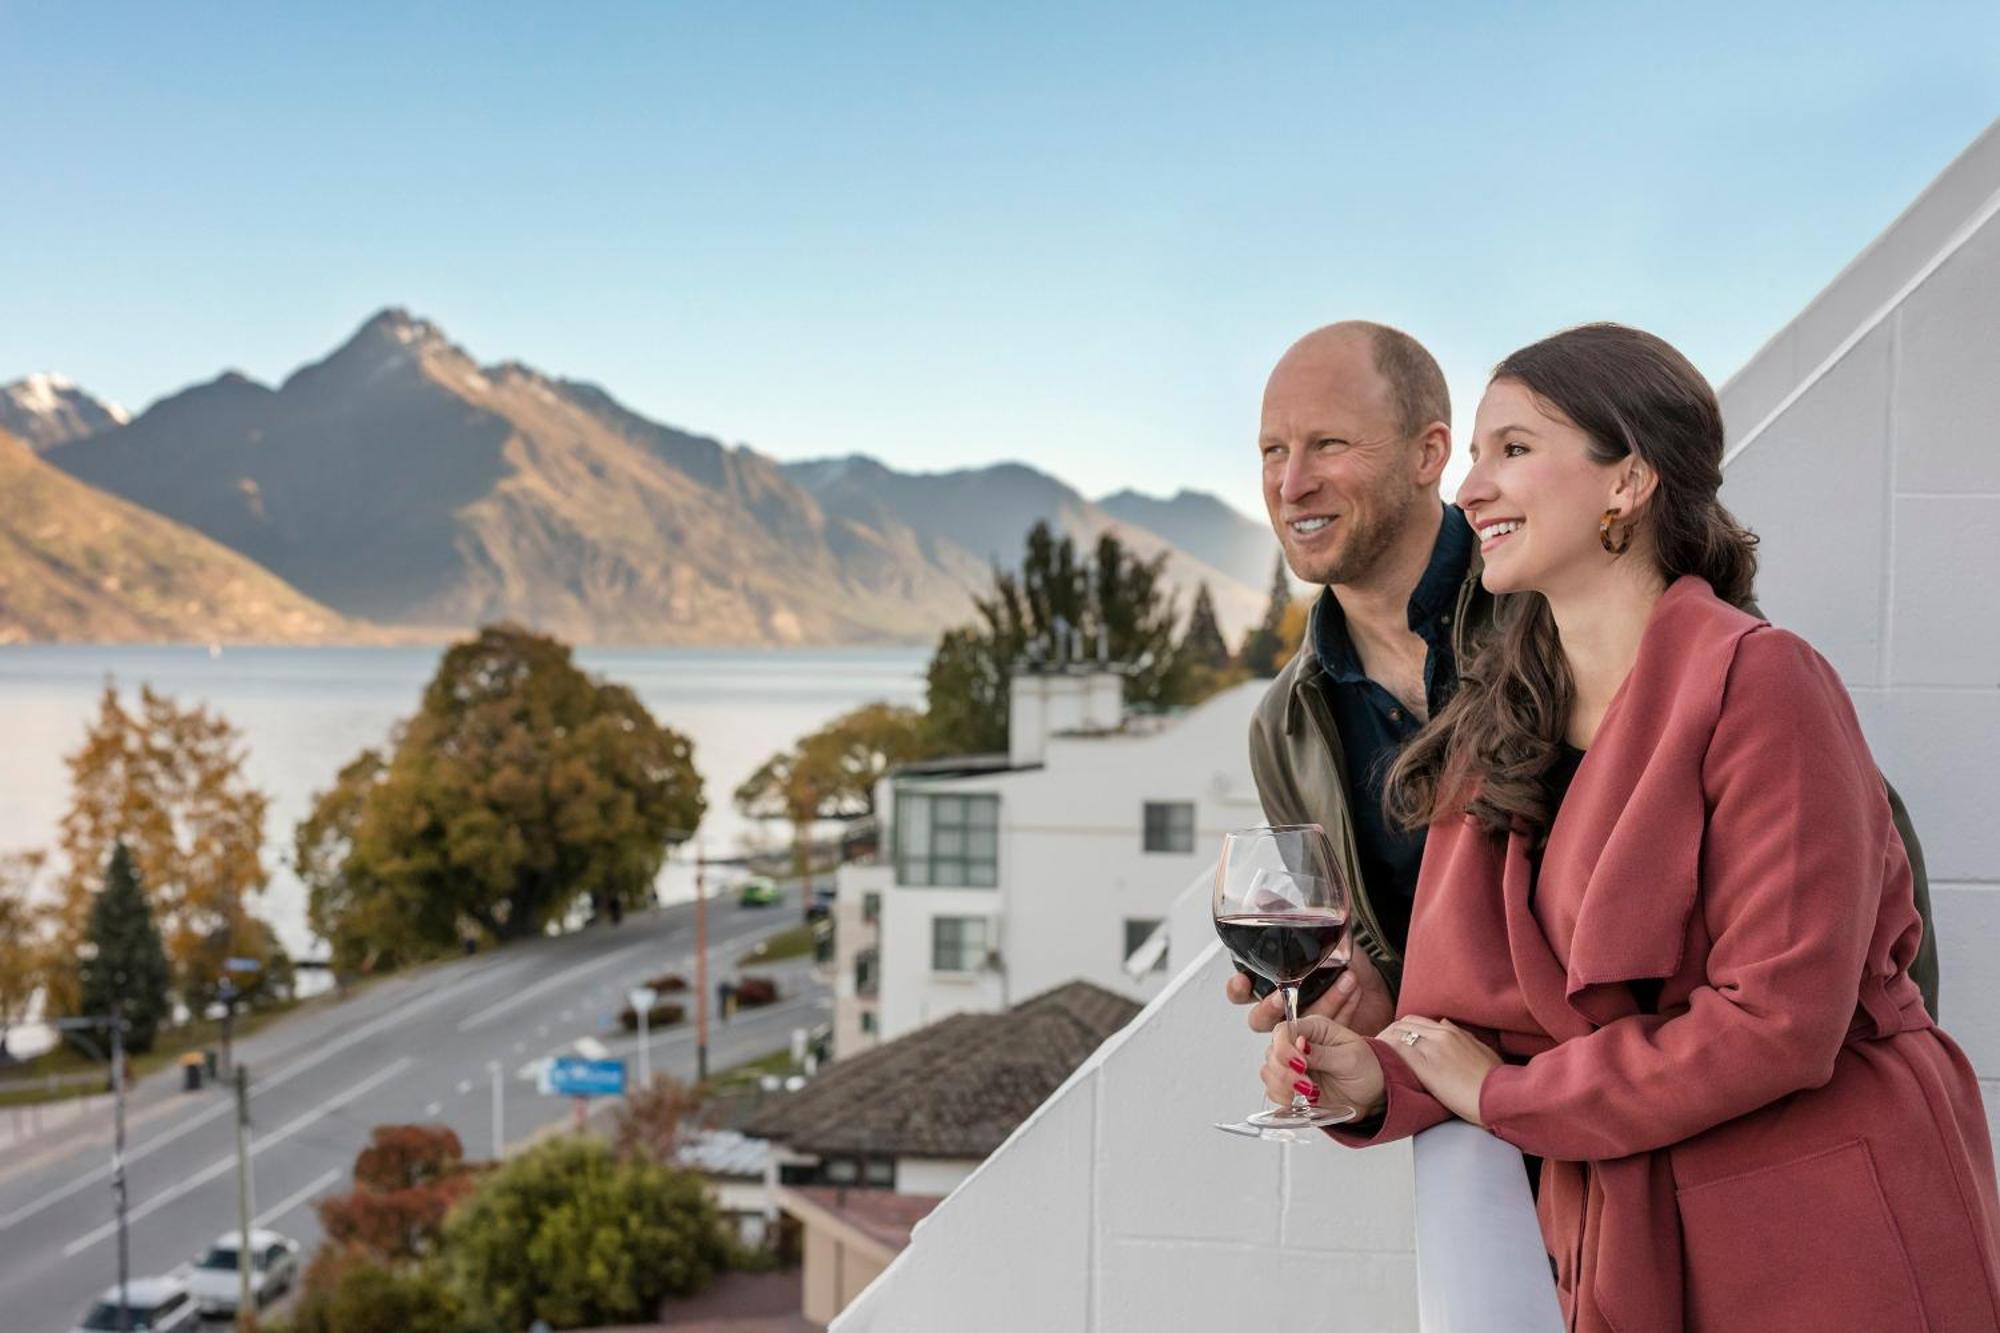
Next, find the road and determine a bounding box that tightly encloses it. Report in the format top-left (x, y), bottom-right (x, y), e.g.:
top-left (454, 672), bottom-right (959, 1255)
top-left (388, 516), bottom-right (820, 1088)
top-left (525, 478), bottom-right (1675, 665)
top-left (0, 894), bottom-right (826, 1333)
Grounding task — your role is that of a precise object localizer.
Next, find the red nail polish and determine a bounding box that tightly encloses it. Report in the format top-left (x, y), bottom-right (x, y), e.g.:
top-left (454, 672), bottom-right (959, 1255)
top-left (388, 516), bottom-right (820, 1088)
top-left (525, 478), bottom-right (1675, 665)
top-left (1299, 1037), bottom-right (1310, 1056)
top-left (1306, 1087), bottom-right (1321, 1103)
top-left (1293, 1079), bottom-right (1316, 1098)
top-left (1288, 1057), bottom-right (1307, 1075)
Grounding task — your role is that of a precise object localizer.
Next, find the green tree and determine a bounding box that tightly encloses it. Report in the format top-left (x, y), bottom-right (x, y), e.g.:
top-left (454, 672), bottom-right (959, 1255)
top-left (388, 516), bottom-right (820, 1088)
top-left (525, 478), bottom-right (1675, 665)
top-left (1180, 582), bottom-right (1231, 671)
top-left (736, 703), bottom-right (935, 877)
top-left (51, 685), bottom-right (277, 1017)
top-left (445, 1137), bottom-right (731, 1329)
top-left (77, 844), bottom-right (172, 1051)
top-left (1092, 531), bottom-right (1183, 707)
top-left (286, 1247), bottom-right (462, 1333)
top-left (1240, 552), bottom-right (1294, 678)
top-left (296, 625), bottom-right (706, 974)
top-left (0, 852), bottom-right (49, 1062)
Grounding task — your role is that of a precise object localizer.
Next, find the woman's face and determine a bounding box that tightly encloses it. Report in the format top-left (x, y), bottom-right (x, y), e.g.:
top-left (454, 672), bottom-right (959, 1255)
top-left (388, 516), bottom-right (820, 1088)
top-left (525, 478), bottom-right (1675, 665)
top-left (1457, 377), bottom-right (1643, 598)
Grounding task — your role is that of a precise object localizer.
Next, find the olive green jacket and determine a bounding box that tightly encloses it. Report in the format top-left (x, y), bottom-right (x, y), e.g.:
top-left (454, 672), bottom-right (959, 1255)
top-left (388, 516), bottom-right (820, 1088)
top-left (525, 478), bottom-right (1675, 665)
top-left (1245, 567), bottom-right (1941, 1018)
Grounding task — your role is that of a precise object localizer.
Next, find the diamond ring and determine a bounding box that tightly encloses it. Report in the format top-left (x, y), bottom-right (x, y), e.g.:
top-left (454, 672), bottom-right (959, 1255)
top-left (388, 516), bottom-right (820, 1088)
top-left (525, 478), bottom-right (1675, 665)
top-left (1400, 1029), bottom-right (1422, 1047)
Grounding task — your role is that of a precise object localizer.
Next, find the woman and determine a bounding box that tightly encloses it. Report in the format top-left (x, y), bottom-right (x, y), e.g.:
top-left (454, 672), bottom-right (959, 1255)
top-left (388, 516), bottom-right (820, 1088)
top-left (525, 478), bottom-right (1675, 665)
top-left (1263, 324), bottom-right (2000, 1331)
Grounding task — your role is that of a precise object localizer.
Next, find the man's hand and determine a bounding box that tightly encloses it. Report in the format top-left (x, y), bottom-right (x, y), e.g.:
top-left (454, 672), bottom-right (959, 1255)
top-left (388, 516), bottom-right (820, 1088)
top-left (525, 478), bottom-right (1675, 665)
top-left (1261, 1016), bottom-right (1387, 1122)
top-left (1224, 948), bottom-right (1396, 1038)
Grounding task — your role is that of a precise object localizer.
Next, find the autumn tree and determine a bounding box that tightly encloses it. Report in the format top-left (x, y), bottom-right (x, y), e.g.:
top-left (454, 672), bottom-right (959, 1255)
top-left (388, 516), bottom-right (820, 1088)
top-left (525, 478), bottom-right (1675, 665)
top-left (1240, 552), bottom-right (1295, 678)
top-left (612, 1074), bottom-right (709, 1164)
top-left (318, 1124), bottom-right (475, 1261)
top-left (297, 625), bottom-right (706, 974)
top-left (50, 685), bottom-right (278, 1018)
top-left (0, 852), bottom-right (49, 1063)
top-left (77, 844), bottom-right (173, 1052)
top-left (736, 703), bottom-right (935, 877)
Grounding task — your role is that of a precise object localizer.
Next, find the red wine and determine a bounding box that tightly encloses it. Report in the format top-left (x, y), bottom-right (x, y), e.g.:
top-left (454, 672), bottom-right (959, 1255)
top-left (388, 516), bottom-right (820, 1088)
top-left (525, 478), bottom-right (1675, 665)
top-left (1216, 911), bottom-right (1350, 986)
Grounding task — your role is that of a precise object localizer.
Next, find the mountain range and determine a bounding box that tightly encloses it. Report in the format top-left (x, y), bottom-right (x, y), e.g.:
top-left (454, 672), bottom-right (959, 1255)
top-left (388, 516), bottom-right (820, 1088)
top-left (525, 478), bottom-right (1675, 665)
top-left (9, 311), bottom-right (1277, 646)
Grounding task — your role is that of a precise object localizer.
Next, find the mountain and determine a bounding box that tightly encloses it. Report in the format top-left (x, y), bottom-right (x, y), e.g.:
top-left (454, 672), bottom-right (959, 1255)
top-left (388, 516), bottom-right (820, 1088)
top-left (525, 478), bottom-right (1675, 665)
top-left (42, 309), bottom-right (1267, 646)
top-left (0, 429), bottom-right (361, 644)
top-left (1096, 488), bottom-right (1279, 593)
top-left (0, 374), bottom-right (128, 452)
top-left (783, 457), bottom-right (1264, 638)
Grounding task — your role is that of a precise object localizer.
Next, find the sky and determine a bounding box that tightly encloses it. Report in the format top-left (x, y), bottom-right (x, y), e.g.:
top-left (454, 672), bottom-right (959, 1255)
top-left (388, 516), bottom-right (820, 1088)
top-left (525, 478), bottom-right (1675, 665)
top-left (3, 2), bottom-right (1998, 521)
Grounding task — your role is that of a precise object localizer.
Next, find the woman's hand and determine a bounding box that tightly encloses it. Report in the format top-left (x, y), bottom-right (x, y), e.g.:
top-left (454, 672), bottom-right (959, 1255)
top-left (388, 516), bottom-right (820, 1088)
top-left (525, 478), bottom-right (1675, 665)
top-left (1263, 1016), bottom-right (1388, 1122)
top-left (1377, 1016), bottom-right (1501, 1126)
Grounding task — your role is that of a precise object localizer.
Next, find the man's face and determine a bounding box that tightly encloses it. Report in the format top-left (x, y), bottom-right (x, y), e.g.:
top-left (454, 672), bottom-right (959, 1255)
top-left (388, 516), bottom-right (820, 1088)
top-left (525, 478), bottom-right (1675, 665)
top-left (1258, 336), bottom-right (1426, 587)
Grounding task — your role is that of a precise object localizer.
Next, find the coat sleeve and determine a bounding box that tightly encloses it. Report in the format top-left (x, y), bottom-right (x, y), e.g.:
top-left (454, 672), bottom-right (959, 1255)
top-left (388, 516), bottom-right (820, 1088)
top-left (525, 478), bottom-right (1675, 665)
top-left (1477, 629), bottom-right (1887, 1161)
top-left (1325, 1038), bottom-right (1458, 1147)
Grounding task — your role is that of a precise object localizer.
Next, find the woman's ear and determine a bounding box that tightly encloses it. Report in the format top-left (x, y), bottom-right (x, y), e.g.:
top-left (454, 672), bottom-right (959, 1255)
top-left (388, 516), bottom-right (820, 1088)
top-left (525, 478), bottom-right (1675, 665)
top-left (1611, 456), bottom-right (1658, 518)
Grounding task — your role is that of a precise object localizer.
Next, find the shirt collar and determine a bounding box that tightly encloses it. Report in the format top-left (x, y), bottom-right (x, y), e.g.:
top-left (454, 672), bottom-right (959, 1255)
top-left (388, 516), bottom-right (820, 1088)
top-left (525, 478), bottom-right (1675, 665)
top-left (1310, 504), bottom-right (1473, 685)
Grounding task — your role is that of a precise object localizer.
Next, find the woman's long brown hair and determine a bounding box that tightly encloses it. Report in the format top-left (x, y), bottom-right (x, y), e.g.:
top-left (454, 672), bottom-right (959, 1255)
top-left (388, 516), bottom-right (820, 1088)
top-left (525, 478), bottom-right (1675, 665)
top-left (1384, 323), bottom-right (1760, 842)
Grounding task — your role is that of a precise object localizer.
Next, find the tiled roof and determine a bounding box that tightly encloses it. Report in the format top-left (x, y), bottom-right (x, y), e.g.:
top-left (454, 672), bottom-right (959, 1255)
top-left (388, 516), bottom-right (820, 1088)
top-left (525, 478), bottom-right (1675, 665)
top-left (742, 980), bottom-right (1141, 1158)
top-left (782, 1186), bottom-right (944, 1251)
top-left (674, 1128), bottom-right (772, 1179)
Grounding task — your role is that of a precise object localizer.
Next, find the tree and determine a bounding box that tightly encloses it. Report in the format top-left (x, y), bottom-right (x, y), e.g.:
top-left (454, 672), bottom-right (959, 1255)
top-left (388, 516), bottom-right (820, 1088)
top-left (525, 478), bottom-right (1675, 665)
top-left (445, 1137), bottom-right (732, 1329)
top-left (1240, 552), bottom-right (1295, 678)
top-left (318, 1124), bottom-right (475, 1261)
top-left (77, 844), bottom-right (172, 1052)
top-left (288, 1246), bottom-right (461, 1333)
top-left (50, 685), bottom-right (277, 1017)
top-left (1092, 531), bottom-right (1184, 707)
top-left (736, 703), bottom-right (935, 877)
top-left (296, 625), bottom-right (706, 974)
top-left (1179, 582), bottom-right (1231, 671)
top-left (612, 1074), bottom-right (708, 1164)
top-left (0, 852), bottom-right (49, 1063)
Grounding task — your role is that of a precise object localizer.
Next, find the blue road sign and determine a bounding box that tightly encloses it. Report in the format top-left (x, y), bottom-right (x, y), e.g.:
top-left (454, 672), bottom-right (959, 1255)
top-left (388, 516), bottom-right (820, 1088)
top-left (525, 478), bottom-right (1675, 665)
top-left (546, 1057), bottom-right (626, 1098)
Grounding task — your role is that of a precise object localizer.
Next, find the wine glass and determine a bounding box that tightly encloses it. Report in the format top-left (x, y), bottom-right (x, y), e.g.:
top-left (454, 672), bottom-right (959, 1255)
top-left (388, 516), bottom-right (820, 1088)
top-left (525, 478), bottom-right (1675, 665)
top-left (1212, 823), bottom-right (1356, 1138)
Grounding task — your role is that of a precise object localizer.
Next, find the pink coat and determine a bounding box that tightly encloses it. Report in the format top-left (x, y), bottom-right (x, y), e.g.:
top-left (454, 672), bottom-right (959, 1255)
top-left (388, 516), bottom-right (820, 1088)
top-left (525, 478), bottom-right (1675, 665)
top-left (1340, 577), bottom-right (2000, 1331)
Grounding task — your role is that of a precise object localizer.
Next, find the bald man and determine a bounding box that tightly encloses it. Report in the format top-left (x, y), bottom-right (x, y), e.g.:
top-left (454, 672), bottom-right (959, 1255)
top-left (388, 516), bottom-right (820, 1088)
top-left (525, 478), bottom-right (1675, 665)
top-left (1228, 322), bottom-right (1480, 1037)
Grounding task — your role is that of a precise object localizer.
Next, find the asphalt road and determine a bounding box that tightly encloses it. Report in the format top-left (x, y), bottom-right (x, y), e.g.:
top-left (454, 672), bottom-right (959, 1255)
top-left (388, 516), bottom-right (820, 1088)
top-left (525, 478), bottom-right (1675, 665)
top-left (0, 894), bottom-right (828, 1333)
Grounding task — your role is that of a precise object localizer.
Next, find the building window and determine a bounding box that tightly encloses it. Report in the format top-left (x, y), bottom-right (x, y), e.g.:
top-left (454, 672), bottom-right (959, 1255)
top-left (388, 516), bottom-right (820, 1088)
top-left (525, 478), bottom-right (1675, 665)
top-left (1124, 917), bottom-right (1168, 972)
top-left (855, 946), bottom-right (879, 997)
top-left (1142, 801), bottom-right (1196, 853)
top-left (932, 915), bottom-right (991, 972)
top-left (862, 891), bottom-right (881, 924)
top-left (897, 791), bottom-right (1000, 887)
top-left (860, 1010), bottom-right (877, 1035)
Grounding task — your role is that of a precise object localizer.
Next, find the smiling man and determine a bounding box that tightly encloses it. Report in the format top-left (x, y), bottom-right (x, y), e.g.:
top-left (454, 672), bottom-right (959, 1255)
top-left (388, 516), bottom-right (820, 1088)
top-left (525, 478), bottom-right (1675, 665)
top-left (1227, 321), bottom-right (1484, 1037)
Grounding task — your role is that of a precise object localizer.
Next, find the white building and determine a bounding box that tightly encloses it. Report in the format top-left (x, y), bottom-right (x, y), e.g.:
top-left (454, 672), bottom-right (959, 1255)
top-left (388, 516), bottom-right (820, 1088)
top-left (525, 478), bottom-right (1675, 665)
top-left (831, 666), bottom-right (1265, 1061)
top-left (829, 117), bottom-right (2000, 1332)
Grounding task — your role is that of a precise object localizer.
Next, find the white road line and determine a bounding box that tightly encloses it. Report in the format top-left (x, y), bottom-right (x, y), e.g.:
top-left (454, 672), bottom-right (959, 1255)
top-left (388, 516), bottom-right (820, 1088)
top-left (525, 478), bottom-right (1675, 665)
top-left (0, 964), bottom-right (497, 1234)
top-left (456, 1079), bottom-right (473, 1096)
top-left (254, 1167), bottom-right (340, 1229)
top-left (456, 941), bottom-right (656, 1033)
top-left (61, 1058), bottom-right (413, 1257)
top-left (424, 1101), bottom-right (442, 1117)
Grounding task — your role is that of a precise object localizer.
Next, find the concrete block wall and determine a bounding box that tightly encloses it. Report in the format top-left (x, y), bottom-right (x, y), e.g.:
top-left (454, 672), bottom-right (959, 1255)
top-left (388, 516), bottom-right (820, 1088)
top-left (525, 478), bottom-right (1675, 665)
top-left (1716, 114), bottom-right (2000, 1154)
top-left (831, 941), bottom-right (1419, 1333)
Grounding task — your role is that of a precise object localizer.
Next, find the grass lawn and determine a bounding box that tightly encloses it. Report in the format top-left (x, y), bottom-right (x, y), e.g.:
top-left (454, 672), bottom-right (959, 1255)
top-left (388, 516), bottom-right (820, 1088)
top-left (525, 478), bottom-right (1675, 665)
top-left (734, 922), bottom-right (818, 967)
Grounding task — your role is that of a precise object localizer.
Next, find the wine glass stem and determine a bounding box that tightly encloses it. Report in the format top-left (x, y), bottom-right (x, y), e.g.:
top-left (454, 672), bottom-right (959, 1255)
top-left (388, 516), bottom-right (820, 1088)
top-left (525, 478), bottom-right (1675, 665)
top-left (1282, 984), bottom-right (1309, 1113)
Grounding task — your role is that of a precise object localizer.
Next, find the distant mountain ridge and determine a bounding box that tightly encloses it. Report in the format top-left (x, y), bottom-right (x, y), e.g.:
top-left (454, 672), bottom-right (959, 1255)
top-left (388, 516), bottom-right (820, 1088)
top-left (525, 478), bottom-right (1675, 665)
top-left (0, 429), bottom-right (361, 644)
top-left (36, 310), bottom-right (1266, 645)
top-left (1095, 488), bottom-right (1277, 592)
top-left (0, 374), bottom-right (128, 452)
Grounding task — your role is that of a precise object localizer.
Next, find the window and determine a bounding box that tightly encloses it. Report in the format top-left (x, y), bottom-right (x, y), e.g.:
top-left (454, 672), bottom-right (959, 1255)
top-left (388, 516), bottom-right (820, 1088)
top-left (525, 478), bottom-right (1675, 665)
top-left (1124, 917), bottom-right (1168, 972)
top-left (1143, 801), bottom-right (1196, 853)
top-left (932, 915), bottom-right (991, 972)
top-left (855, 946), bottom-right (879, 997)
top-left (897, 791), bottom-right (1000, 886)
top-left (860, 1010), bottom-right (878, 1035)
top-left (862, 891), bottom-right (881, 924)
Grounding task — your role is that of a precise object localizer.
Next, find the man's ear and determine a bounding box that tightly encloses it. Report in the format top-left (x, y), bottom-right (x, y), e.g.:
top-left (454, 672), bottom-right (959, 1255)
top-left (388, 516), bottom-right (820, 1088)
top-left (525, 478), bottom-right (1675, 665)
top-left (1413, 421), bottom-right (1451, 487)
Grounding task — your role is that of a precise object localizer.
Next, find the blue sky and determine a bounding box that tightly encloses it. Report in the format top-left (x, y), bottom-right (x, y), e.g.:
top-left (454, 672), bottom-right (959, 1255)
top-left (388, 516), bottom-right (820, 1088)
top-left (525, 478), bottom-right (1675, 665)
top-left (3, 2), bottom-right (1997, 520)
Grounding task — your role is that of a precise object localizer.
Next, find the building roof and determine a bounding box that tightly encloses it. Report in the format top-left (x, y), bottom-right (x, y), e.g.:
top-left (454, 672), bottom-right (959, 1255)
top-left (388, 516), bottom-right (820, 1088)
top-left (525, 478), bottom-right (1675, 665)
top-left (743, 980), bottom-right (1141, 1158)
top-left (674, 1128), bottom-right (772, 1179)
top-left (780, 1185), bottom-right (945, 1252)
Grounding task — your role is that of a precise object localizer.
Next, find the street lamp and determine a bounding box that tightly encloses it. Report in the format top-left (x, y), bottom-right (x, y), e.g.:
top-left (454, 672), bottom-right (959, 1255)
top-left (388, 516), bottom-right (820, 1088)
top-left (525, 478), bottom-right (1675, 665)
top-left (55, 1005), bottom-right (130, 1333)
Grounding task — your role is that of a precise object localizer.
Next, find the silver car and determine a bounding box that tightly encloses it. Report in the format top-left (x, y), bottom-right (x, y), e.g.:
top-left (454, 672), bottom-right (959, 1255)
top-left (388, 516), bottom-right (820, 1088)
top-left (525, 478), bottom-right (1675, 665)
top-left (72, 1275), bottom-right (201, 1331)
top-left (183, 1228), bottom-right (302, 1317)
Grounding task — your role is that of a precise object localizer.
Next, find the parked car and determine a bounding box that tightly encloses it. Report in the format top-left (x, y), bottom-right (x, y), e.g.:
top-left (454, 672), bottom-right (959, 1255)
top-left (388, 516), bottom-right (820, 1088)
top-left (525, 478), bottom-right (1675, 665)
top-left (738, 877), bottom-right (780, 907)
top-left (72, 1276), bottom-right (200, 1331)
top-left (183, 1228), bottom-right (301, 1317)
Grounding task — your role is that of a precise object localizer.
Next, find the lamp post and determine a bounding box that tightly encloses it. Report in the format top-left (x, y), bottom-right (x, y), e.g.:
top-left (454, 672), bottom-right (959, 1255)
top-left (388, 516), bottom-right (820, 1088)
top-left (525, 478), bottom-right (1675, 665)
top-left (56, 1007), bottom-right (130, 1332)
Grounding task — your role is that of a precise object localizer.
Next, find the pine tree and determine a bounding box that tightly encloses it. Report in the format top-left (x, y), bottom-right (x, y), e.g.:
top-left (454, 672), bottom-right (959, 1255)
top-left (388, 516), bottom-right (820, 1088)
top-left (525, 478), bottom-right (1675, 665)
top-left (1179, 582), bottom-right (1231, 670)
top-left (78, 843), bottom-right (172, 1051)
top-left (1240, 553), bottom-right (1294, 678)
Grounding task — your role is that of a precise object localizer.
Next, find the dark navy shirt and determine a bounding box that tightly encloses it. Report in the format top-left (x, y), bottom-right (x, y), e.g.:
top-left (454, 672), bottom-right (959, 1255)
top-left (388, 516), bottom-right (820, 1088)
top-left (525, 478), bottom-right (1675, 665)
top-left (1308, 504), bottom-right (1475, 952)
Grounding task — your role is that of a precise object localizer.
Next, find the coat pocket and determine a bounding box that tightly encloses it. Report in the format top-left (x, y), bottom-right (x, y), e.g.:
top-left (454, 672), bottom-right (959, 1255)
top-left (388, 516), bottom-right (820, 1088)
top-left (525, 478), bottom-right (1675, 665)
top-left (1676, 1138), bottom-right (1928, 1332)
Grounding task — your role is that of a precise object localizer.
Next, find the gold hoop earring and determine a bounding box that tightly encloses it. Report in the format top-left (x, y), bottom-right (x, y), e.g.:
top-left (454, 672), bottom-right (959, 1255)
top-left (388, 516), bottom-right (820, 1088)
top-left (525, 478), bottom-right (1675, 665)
top-left (1599, 509), bottom-right (1632, 555)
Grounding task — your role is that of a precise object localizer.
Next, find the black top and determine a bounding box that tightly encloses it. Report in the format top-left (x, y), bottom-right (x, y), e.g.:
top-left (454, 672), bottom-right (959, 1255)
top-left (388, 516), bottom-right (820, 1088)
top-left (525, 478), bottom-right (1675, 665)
top-left (1307, 505), bottom-right (1475, 952)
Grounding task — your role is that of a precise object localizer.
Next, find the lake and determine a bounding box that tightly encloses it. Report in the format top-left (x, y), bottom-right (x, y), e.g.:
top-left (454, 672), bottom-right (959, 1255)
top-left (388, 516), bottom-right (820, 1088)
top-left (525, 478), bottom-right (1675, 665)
top-left (0, 644), bottom-right (931, 957)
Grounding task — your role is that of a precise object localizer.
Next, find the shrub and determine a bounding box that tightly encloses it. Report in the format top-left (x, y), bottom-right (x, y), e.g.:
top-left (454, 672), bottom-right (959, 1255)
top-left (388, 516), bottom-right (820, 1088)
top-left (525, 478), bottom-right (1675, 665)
top-left (735, 975), bottom-right (778, 1007)
top-left (284, 1246), bottom-right (460, 1333)
top-left (645, 971), bottom-right (689, 993)
top-left (618, 1001), bottom-right (686, 1032)
top-left (445, 1137), bottom-right (732, 1329)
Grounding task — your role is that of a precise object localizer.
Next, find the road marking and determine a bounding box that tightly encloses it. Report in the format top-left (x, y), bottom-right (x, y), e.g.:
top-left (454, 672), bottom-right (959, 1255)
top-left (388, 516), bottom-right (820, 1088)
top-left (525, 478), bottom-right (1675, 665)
top-left (424, 1101), bottom-right (441, 1117)
top-left (455, 1079), bottom-right (472, 1096)
top-left (0, 962), bottom-right (499, 1233)
top-left (454, 941), bottom-right (656, 1033)
top-left (254, 1168), bottom-right (340, 1228)
top-left (61, 1058), bottom-right (412, 1257)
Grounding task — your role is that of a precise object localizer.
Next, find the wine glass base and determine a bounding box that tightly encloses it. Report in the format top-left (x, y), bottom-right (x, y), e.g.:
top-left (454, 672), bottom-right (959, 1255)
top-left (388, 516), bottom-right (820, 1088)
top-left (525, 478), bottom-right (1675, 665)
top-left (1249, 1104), bottom-right (1357, 1131)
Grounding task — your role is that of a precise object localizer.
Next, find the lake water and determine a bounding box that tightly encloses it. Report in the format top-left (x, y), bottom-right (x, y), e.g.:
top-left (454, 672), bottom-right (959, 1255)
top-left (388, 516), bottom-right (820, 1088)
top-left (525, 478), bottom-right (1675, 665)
top-left (0, 644), bottom-right (931, 957)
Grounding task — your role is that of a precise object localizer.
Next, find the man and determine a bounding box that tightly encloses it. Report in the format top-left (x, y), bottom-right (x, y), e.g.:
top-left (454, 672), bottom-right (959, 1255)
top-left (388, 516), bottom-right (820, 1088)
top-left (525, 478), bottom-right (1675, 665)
top-left (1227, 321), bottom-right (1937, 1040)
